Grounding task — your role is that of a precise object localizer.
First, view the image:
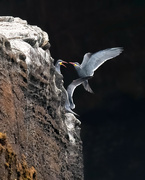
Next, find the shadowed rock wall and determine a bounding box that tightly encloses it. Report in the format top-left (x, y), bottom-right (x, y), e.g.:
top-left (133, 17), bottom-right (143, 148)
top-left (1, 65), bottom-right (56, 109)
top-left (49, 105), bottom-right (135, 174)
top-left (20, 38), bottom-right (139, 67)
top-left (0, 16), bottom-right (83, 180)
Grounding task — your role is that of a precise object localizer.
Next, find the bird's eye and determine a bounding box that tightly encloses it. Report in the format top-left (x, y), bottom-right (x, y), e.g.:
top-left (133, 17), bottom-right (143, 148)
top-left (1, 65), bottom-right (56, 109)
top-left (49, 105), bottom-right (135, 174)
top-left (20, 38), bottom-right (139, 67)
top-left (74, 64), bottom-right (77, 66)
top-left (59, 62), bottom-right (62, 65)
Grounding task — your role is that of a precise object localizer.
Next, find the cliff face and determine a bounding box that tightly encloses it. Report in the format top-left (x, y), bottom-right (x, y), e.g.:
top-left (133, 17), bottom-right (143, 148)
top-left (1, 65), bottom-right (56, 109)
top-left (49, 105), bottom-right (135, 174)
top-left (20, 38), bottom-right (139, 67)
top-left (0, 16), bottom-right (83, 180)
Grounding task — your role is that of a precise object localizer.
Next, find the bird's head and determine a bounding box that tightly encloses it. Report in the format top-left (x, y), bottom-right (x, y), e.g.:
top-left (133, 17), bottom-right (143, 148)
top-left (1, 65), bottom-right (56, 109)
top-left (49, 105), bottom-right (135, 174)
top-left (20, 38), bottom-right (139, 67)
top-left (69, 62), bottom-right (81, 68)
top-left (56, 59), bottom-right (68, 68)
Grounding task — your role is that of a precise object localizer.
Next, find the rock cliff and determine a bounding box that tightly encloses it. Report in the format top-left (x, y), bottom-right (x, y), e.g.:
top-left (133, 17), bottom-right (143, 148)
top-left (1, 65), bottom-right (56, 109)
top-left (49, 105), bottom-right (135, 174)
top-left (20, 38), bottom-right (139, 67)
top-left (0, 16), bottom-right (83, 180)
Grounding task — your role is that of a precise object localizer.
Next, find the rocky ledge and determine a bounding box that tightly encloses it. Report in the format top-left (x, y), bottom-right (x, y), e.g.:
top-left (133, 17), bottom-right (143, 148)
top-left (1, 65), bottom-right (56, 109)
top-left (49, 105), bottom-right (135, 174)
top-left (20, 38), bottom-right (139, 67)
top-left (0, 16), bottom-right (83, 180)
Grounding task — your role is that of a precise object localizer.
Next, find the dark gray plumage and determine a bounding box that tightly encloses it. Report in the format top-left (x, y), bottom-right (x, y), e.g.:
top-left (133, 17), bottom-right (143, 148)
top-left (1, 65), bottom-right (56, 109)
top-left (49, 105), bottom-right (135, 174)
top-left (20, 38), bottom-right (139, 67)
top-left (55, 59), bottom-right (79, 115)
top-left (69, 47), bottom-right (123, 93)
top-left (55, 59), bottom-right (67, 74)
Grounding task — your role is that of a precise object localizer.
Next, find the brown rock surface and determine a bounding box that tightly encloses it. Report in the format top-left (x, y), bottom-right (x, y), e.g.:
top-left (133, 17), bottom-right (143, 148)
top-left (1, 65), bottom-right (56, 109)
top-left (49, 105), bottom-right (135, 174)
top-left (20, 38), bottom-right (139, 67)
top-left (0, 16), bottom-right (83, 180)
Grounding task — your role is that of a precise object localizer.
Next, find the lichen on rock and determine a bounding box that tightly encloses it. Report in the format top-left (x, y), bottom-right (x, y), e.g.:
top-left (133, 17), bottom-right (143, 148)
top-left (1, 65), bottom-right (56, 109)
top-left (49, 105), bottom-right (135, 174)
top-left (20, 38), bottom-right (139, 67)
top-left (0, 132), bottom-right (37, 180)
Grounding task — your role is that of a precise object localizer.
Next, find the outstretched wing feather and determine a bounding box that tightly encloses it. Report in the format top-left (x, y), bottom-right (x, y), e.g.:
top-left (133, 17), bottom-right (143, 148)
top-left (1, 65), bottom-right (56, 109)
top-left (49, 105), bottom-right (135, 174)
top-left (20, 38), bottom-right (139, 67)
top-left (80, 52), bottom-right (92, 69)
top-left (67, 77), bottom-right (92, 109)
top-left (83, 47), bottom-right (123, 76)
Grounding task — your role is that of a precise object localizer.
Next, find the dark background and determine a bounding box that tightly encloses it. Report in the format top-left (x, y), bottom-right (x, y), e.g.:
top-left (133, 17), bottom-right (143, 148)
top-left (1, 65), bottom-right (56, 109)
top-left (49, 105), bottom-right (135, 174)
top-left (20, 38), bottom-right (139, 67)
top-left (1, 0), bottom-right (145, 179)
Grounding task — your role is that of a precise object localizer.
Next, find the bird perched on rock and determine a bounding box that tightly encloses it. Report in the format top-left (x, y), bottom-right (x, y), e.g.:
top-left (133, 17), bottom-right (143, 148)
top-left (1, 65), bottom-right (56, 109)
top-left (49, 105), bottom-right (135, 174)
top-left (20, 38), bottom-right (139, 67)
top-left (69, 47), bottom-right (123, 93)
top-left (55, 59), bottom-right (68, 74)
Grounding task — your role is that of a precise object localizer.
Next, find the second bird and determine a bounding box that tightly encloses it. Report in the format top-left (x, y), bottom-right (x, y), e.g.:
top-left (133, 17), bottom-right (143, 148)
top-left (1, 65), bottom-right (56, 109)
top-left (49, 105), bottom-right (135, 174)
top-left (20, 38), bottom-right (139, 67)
top-left (69, 47), bottom-right (123, 93)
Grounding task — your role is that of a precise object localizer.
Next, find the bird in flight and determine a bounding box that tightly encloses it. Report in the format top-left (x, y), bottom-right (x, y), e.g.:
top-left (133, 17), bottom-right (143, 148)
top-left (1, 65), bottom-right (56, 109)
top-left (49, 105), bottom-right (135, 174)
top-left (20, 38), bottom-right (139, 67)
top-left (69, 47), bottom-right (123, 93)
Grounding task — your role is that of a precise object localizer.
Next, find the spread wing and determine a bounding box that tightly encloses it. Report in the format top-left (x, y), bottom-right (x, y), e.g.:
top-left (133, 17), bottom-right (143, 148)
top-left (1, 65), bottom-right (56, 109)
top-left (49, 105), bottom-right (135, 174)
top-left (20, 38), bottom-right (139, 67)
top-left (67, 77), bottom-right (91, 109)
top-left (80, 52), bottom-right (92, 69)
top-left (62, 87), bottom-right (78, 115)
top-left (82, 47), bottom-right (123, 76)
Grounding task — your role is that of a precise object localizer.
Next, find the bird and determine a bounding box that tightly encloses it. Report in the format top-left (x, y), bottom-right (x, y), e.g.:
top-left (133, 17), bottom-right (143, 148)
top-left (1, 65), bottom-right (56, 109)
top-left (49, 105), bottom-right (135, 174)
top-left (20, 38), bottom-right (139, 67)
top-left (54, 59), bottom-right (79, 115)
top-left (67, 76), bottom-right (92, 110)
top-left (55, 59), bottom-right (68, 74)
top-left (69, 47), bottom-right (123, 93)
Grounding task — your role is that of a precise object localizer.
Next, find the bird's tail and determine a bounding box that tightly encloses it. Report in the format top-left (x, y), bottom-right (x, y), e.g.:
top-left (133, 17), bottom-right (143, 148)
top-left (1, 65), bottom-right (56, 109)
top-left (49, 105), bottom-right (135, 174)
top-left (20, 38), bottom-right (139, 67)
top-left (82, 80), bottom-right (94, 93)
